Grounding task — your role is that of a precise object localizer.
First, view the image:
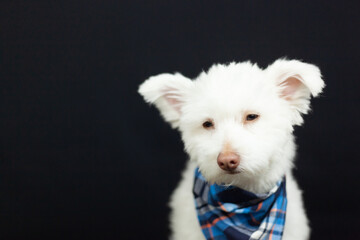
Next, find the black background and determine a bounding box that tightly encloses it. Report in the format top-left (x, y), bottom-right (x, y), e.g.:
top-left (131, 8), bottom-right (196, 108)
top-left (1, 1), bottom-right (360, 239)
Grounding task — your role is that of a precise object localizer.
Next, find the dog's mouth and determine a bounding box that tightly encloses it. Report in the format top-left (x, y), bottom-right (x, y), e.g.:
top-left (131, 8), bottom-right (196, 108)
top-left (224, 170), bottom-right (241, 175)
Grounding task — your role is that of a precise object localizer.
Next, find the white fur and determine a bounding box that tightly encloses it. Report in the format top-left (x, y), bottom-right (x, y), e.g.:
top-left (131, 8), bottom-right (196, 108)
top-left (139, 59), bottom-right (324, 240)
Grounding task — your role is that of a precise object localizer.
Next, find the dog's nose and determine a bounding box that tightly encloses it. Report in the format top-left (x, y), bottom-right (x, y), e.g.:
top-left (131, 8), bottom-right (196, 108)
top-left (217, 152), bottom-right (240, 171)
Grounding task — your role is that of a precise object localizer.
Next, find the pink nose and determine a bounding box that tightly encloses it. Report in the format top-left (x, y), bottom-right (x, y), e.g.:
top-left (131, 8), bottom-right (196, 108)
top-left (217, 152), bottom-right (240, 171)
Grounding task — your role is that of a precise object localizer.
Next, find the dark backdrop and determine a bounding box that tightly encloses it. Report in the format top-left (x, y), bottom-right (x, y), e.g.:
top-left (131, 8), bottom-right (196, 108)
top-left (1, 1), bottom-right (360, 239)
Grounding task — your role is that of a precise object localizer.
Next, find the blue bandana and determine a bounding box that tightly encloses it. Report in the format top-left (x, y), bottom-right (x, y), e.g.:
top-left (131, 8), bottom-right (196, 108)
top-left (193, 168), bottom-right (287, 240)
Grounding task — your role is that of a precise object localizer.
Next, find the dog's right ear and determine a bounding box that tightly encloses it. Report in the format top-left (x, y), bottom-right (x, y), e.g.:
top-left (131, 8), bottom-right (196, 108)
top-left (138, 73), bottom-right (193, 128)
top-left (266, 59), bottom-right (325, 126)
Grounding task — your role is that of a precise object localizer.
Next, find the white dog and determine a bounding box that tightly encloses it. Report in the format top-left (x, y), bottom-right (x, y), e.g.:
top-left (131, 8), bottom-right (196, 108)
top-left (139, 59), bottom-right (324, 240)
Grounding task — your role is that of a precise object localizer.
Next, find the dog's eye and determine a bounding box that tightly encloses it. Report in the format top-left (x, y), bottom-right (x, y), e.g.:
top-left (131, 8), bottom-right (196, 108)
top-left (202, 120), bottom-right (214, 129)
top-left (246, 114), bottom-right (259, 121)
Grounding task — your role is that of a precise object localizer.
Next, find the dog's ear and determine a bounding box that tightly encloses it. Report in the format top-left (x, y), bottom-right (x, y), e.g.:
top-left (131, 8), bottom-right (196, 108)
top-left (266, 59), bottom-right (325, 125)
top-left (138, 73), bottom-right (193, 128)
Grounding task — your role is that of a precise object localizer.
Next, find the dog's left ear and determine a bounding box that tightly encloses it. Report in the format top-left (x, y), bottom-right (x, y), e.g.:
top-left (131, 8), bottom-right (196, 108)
top-left (138, 73), bottom-right (193, 129)
top-left (266, 59), bottom-right (325, 125)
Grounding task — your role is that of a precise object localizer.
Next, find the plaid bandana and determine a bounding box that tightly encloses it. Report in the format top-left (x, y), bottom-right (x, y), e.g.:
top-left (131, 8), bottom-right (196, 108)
top-left (193, 168), bottom-right (287, 240)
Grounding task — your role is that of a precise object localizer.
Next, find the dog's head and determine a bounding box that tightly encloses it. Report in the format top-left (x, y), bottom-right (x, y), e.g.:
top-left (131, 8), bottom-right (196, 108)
top-left (139, 59), bottom-right (324, 190)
